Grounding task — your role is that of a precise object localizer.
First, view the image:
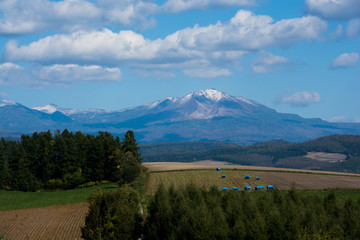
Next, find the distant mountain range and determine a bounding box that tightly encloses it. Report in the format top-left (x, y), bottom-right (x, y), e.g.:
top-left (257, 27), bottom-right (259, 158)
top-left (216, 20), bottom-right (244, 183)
top-left (1, 89), bottom-right (360, 144)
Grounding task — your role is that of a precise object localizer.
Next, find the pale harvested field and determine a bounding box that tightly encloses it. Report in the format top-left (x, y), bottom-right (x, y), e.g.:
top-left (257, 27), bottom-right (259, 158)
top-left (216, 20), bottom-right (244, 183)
top-left (0, 202), bottom-right (88, 240)
top-left (143, 162), bottom-right (360, 176)
top-left (305, 152), bottom-right (347, 163)
top-left (143, 162), bottom-right (360, 190)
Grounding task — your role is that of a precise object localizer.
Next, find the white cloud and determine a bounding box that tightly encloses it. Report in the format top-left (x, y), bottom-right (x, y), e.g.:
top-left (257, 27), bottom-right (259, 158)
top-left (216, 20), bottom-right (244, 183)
top-left (170, 10), bottom-right (327, 51)
top-left (331, 52), bottom-right (359, 68)
top-left (328, 24), bottom-right (343, 40)
top-left (183, 67), bottom-right (232, 78)
top-left (252, 51), bottom-right (289, 73)
top-left (274, 91), bottom-right (321, 107)
top-left (38, 64), bottom-right (122, 83)
top-left (346, 19), bottom-right (360, 38)
top-left (0, 63), bottom-right (121, 87)
top-left (305, 0), bottom-right (360, 20)
top-left (0, 0), bottom-right (101, 34)
top-left (329, 115), bottom-right (349, 122)
top-left (3, 10), bottom-right (327, 73)
top-left (0, 10), bottom-right (328, 80)
top-left (162, 0), bottom-right (256, 13)
top-left (0, 62), bottom-right (25, 85)
top-left (0, 0), bottom-right (257, 35)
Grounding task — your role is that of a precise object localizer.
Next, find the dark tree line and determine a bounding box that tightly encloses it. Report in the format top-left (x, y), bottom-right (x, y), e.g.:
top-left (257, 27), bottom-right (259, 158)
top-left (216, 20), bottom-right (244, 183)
top-left (144, 184), bottom-right (360, 240)
top-left (0, 130), bottom-right (141, 191)
top-left (82, 183), bottom-right (360, 240)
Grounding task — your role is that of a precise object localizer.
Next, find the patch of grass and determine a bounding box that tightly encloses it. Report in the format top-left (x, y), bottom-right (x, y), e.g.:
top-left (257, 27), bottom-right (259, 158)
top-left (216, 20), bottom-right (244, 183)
top-left (0, 182), bottom-right (118, 211)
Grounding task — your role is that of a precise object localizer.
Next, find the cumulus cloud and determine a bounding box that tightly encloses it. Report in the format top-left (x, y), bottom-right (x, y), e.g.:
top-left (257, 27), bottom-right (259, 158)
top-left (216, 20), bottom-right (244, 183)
top-left (0, 63), bottom-right (121, 87)
top-left (328, 24), bottom-right (343, 40)
top-left (305, 0), bottom-right (360, 20)
top-left (2, 10), bottom-right (327, 80)
top-left (0, 0), bottom-right (101, 34)
top-left (0, 0), bottom-right (257, 35)
top-left (252, 51), bottom-right (289, 73)
top-left (0, 62), bottom-right (25, 85)
top-left (183, 67), bottom-right (232, 78)
top-left (162, 0), bottom-right (256, 13)
top-left (346, 19), bottom-right (360, 38)
top-left (38, 64), bottom-right (122, 83)
top-left (274, 91), bottom-right (321, 107)
top-left (331, 52), bottom-right (359, 69)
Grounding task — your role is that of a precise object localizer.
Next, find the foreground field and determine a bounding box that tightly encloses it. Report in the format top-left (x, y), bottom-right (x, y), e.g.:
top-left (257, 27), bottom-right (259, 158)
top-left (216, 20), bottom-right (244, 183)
top-left (1, 162), bottom-right (360, 240)
top-left (0, 202), bottom-right (88, 240)
top-left (0, 182), bottom-right (118, 212)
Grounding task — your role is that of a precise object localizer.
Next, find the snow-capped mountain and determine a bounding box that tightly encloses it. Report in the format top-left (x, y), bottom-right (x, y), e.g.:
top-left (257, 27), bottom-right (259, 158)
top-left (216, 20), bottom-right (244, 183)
top-left (2, 89), bottom-right (360, 144)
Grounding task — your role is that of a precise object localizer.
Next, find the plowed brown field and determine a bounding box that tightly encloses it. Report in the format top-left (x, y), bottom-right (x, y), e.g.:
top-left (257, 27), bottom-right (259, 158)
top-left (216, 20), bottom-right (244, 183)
top-left (0, 202), bottom-right (88, 240)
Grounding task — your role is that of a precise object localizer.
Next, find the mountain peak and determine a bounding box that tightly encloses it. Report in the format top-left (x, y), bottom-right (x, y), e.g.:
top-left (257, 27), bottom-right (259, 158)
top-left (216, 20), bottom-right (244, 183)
top-left (181, 88), bottom-right (229, 103)
top-left (32, 104), bottom-right (60, 114)
top-left (0, 100), bottom-right (18, 107)
top-left (195, 89), bottom-right (228, 102)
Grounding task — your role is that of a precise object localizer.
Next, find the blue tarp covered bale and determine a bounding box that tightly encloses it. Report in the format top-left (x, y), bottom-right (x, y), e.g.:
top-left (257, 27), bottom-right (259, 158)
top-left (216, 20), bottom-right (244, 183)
top-left (255, 186), bottom-right (265, 190)
top-left (221, 175), bottom-right (226, 178)
top-left (222, 187), bottom-right (228, 191)
top-left (233, 187), bottom-right (239, 190)
top-left (244, 186), bottom-right (251, 190)
top-left (267, 185), bottom-right (274, 190)
top-left (255, 176), bottom-right (261, 180)
top-left (245, 175), bottom-right (250, 179)
top-left (216, 168), bottom-right (221, 171)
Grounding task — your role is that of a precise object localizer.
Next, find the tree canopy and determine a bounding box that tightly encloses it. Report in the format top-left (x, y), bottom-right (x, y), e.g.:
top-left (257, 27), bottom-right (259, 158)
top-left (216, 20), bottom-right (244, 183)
top-left (0, 130), bottom-right (141, 191)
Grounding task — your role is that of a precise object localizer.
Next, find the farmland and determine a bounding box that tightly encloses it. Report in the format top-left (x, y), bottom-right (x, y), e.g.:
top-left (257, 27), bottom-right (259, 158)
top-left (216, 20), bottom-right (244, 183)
top-left (1, 162), bottom-right (360, 240)
top-left (146, 169), bottom-right (267, 194)
top-left (0, 202), bottom-right (88, 240)
top-left (144, 162), bottom-right (360, 192)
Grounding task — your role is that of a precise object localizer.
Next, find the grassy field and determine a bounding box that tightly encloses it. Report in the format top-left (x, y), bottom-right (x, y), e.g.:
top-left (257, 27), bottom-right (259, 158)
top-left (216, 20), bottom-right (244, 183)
top-left (0, 182), bottom-right (118, 211)
top-left (1, 164), bottom-right (360, 240)
top-left (146, 169), bottom-right (267, 194)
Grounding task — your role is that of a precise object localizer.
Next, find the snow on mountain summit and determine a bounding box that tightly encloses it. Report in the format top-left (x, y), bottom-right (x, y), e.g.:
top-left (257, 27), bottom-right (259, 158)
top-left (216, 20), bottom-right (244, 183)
top-left (32, 104), bottom-right (59, 114)
top-left (0, 100), bottom-right (18, 107)
top-left (32, 104), bottom-right (81, 116)
top-left (194, 89), bottom-right (228, 102)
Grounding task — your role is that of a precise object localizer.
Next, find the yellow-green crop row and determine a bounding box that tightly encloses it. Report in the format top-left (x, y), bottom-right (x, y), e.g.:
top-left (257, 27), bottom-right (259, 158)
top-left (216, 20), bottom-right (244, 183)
top-left (146, 169), bottom-right (268, 194)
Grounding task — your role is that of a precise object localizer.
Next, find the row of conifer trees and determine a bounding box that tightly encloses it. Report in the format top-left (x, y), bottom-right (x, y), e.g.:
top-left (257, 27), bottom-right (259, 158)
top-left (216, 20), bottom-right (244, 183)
top-left (82, 183), bottom-right (360, 240)
top-left (0, 130), bottom-right (141, 191)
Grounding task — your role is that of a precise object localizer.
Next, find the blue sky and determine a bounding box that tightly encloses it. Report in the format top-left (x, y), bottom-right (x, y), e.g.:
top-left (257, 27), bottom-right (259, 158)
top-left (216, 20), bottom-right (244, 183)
top-left (0, 0), bottom-right (359, 122)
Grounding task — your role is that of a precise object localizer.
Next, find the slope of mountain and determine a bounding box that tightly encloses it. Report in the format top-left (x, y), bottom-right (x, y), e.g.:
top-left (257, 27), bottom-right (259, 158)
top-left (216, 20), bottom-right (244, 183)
top-left (0, 100), bottom-right (74, 133)
top-left (1, 89), bottom-right (360, 144)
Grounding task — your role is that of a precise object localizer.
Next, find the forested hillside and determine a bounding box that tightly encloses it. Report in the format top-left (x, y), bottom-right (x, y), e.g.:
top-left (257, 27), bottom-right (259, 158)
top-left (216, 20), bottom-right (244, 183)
top-left (0, 130), bottom-right (142, 191)
top-left (141, 135), bottom-right (360, 173)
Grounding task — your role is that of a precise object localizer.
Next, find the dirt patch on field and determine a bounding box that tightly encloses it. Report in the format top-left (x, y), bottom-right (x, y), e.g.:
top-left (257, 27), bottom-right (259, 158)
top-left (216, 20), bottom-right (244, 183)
top-left (0, 202), bottom-right (88, 240)
top-left (304, 152), bottom-right (347, 163)
top-left (251, 171), bottom-right (360, 190)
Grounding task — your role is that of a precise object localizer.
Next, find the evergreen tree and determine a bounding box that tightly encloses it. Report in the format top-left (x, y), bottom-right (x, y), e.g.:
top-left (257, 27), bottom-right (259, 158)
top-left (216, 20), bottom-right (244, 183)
top-left (122, 130), bottom-right (141, 162)
top-left (82, 187), bottom-right (143, 240)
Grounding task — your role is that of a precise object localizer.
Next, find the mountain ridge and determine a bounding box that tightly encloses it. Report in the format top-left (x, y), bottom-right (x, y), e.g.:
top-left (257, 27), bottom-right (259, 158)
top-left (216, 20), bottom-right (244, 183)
top-left (1, 89), bottom-right (360, 144)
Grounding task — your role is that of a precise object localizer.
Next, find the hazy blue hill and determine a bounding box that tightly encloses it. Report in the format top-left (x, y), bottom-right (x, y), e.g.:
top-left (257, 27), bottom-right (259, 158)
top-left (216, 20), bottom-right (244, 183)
top-left (141, 135), bottom-right (360, 174)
